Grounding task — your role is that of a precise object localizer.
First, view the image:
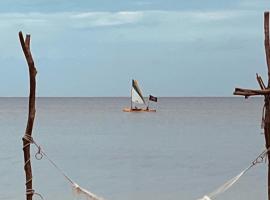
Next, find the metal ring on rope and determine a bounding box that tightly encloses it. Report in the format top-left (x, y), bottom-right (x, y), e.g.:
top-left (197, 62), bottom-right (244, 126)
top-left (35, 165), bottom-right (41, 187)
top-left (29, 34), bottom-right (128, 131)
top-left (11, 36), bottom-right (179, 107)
top-left (35, 146), bottom-right (43, 160)
top-left (22, 135), bottom-right (43, 160)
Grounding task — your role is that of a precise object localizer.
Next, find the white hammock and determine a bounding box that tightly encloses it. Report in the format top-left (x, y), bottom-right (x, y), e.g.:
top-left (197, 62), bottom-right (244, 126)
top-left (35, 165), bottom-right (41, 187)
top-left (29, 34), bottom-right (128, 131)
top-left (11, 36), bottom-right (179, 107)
top-left (197, 168), bottom-right (247, 200)
top-left (72, 183), bottom-right (104, 200)
top-left (197, 148), bottom-right (268, 200)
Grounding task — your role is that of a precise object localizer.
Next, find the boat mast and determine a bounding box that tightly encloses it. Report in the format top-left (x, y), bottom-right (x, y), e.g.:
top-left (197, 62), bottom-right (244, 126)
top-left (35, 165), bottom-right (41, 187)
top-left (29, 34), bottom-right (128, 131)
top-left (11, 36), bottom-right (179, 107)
top-left (130, 87), bottom-right (133, 109)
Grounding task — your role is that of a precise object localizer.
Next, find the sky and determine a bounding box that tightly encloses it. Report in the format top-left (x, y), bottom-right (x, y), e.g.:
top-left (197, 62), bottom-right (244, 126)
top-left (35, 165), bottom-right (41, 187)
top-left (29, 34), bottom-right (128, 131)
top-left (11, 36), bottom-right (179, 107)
top-left (0, 0), bottom-right (270, 97)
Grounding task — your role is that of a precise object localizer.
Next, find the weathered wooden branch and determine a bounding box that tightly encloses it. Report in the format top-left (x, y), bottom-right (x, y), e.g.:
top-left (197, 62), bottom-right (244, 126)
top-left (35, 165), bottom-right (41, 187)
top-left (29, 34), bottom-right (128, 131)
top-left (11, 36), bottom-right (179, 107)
top-left (263, 12), bottom-right (270, 200)
top-left (234, 87), bottom-right (270, 97)
top-left (19, 31), bottom-right (37, 200)
top-left (256, 73), bottom-right (266, 90)
top-left (264, 13), bottom-right (270, 89)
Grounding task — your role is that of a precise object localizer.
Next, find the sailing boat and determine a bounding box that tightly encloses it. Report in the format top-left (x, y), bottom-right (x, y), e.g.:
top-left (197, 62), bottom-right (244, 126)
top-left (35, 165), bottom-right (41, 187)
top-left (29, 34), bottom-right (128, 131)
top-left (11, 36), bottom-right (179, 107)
top-left (123, 79), bottom-right (157, 112)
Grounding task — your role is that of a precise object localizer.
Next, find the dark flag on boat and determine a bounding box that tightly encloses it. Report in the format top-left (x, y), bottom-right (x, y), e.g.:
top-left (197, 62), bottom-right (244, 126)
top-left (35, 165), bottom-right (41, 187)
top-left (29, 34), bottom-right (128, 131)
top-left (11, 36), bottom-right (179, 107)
top-left (149, 95), bottom-right (157, 102)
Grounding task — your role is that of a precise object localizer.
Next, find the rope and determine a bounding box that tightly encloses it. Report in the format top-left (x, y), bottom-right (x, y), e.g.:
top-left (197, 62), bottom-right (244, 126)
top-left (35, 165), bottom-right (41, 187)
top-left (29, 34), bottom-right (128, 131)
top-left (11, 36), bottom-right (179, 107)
top-left (22, 134), bottom-right (45, 200)
top-left (23, 135), bottom-right (74, 185)
top-left (197, 148), bottom-right (270, 200)
top-left (22, 134), bottom-right (32, 167)
top-left (22, 135), bottom-right (104, 200)
top-left (24, 134), bottom-right (268, 200)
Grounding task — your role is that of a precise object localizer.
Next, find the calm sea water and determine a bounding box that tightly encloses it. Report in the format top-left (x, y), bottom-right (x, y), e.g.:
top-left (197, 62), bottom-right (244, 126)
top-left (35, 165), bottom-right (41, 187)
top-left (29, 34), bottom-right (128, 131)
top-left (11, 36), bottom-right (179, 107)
top-left (0, 97), bottom-right (267, 200)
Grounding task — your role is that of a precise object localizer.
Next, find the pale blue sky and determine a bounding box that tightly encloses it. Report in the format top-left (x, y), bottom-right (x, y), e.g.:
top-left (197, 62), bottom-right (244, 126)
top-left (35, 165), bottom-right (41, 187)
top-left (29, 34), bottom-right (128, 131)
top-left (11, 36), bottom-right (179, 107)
top-left (0, 0), bottom-right (270, 96)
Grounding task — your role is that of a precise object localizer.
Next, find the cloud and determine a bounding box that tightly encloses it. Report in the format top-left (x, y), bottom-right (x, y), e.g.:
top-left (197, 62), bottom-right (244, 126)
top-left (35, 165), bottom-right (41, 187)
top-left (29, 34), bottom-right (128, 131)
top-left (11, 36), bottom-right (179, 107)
top-left (0, 9), bottom-right (265, 96)
top-left (0, 11), bottom-right (144, 30)
top-left (71, 11), bottom-right (144, 28)
top-left (0, 9), bottom-right (261, 50)
top-left (0, 10), bottom-right (255, 30)
top-left (0, 10), bottom-right (260, 47)
top-left (141, 10), bottom-right (255, 23)
top-left (185, 11), bottom-right (246, 21)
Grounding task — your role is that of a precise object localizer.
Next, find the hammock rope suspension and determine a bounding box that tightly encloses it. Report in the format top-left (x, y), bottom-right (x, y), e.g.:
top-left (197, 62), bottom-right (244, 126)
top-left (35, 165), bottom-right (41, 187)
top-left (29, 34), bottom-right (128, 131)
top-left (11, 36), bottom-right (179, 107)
top-left (22, 134), bottom-right (269, 200)
top-left (22, 135), bottom-right (103, 200)
top-left (197, 148), bottom-right (270, 200)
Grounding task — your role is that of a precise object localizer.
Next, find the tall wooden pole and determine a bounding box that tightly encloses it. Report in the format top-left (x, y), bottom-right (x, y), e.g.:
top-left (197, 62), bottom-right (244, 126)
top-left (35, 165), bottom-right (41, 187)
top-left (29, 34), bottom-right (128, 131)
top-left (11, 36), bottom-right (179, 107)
top-left (264, 12), bottom-right (270, 200)
top-left (234, 12), bottom-right (270, 200)
top-left (19, 31), bottom-right (37, 200)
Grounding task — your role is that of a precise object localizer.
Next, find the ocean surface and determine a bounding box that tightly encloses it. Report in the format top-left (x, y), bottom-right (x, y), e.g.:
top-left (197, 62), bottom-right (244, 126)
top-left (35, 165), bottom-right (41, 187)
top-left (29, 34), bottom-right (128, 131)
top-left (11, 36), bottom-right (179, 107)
top-left (0, 97), bottom-right (268, 200)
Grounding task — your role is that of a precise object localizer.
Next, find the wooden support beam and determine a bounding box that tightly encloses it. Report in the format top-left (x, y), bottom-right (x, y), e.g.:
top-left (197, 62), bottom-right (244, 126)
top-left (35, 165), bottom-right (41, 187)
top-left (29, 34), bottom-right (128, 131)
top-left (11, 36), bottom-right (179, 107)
top-left (234, 87), bottom-right (270, 97)
top-left (19, 31), bottom-right (37, 200)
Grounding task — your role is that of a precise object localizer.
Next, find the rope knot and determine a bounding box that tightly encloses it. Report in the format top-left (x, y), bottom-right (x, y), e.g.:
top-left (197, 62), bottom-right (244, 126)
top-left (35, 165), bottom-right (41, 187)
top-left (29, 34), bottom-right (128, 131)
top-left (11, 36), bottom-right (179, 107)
top-left (26, 189), bottom-right (35, 195)
top-left (22, 134), bottom-right (33, 143)
top-left (26, 189), bottom-right (44, 200)
top-left (251, 148), bottom-right (270, 166)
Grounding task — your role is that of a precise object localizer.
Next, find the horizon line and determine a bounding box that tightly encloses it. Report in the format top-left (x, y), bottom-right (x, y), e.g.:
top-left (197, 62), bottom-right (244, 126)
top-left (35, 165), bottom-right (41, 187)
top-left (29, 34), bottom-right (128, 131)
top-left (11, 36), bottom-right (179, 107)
top-left (0, 96), bottom-right (263, 98)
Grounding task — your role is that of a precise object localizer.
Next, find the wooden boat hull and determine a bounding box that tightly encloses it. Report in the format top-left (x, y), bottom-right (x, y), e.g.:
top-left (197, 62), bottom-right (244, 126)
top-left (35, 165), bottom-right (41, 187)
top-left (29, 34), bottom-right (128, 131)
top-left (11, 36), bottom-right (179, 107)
top-left (122, 108), bottom-right (156, 112)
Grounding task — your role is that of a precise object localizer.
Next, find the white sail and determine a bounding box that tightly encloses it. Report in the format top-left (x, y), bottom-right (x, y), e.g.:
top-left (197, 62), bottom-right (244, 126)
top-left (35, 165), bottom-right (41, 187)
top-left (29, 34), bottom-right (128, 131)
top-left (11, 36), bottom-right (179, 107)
top-left (131, 87), bottom-right (145, 104)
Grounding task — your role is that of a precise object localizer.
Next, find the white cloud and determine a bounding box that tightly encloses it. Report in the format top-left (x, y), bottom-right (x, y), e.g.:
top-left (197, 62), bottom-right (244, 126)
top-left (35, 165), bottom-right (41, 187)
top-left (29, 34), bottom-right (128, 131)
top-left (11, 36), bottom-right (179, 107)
top-left (186, 11), bottom-right (245, 21)
top-left (71, 11), bottom-right (144, 28)
top-left (141, 10), bottom-right (255, 23)
top-left (0, 9), bottom-right (264, 96)
top-left (0, 10), bottom-right (261, 46)
top-left (0, 11), bottom-right (144, 30)
top-left (0, 10), bottom-right (255, 30)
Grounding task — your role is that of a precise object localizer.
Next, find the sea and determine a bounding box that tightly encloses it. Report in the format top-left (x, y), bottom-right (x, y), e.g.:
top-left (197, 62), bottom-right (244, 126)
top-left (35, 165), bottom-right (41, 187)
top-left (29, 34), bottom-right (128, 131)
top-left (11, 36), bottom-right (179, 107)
top-left (0, 97), bottom-right (268, 200)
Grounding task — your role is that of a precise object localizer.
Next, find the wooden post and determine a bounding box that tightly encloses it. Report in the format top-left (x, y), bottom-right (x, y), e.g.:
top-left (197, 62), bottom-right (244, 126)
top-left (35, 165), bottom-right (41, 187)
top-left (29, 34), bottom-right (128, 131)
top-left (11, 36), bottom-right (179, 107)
top-left (264, 12), bottom-right (270, 200)
top-left (265, 12), bottom-right (270, 83)
top-left (233, 12), bottom-right (270, 200)
top-left (19, 31), bottom-right (37, 200)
